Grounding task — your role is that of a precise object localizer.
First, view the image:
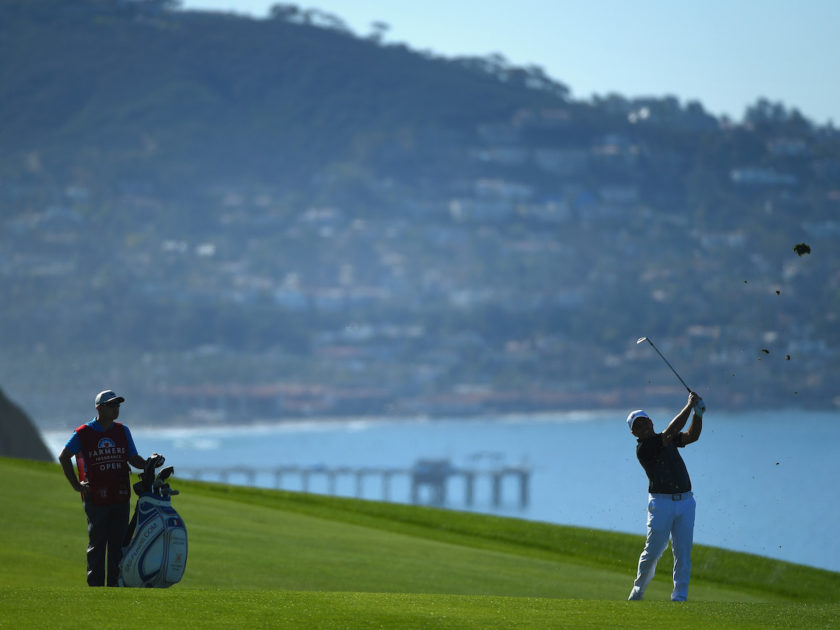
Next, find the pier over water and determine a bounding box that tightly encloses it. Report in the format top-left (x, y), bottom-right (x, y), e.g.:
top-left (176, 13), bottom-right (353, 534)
top-left (179, 458), bottom-right (531, 509)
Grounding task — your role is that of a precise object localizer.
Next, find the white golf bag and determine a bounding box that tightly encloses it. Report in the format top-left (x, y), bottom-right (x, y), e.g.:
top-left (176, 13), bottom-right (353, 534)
top-left (118, 456), bottom-right (188, 588)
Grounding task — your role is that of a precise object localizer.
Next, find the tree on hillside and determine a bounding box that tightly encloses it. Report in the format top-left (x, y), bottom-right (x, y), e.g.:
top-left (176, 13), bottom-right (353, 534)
top-left (368, 21), bottom-right (390, 44)
top-left (129, 0), bottom-right (182, 11)
top-left (269, 3), bottom-right (349, 33)
top-left (270, 3), bottom-right (300, 21)
top-left (453, 54), bottom-right (570, 100)
top-left (745, 97), bottom-right (812, 134)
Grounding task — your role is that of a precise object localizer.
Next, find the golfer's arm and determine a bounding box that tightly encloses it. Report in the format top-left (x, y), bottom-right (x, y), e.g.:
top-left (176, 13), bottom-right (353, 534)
top-left (683, 414), bottom-right (703, 445)
top-left (662, 403), bottom-right (693, 444)
top-left (59, 447), bottom-right (84, 492)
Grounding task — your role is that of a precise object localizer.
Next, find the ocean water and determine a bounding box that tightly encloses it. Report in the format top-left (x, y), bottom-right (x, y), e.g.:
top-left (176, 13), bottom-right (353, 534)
top-left (43, 409), bottom-right (840, 572)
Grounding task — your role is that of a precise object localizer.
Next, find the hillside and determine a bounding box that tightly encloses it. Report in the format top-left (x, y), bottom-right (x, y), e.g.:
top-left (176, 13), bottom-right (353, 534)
top-left (0, 0), bottom-right (560, 187)
top-left (2, 457), bottom-right (838, 629)
top-left (1, 0), bottom-right (839, 427)
top-left (0, 388), bottom-right (52, 461)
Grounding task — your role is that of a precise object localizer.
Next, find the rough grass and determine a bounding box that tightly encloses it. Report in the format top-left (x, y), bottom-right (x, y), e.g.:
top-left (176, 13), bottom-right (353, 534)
top-left (1, 456), bottom-right (837, 629)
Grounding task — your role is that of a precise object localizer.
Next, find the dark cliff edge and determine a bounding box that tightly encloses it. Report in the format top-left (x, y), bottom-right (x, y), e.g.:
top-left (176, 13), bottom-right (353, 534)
top-left (0, 387), bottom-right (54, 462)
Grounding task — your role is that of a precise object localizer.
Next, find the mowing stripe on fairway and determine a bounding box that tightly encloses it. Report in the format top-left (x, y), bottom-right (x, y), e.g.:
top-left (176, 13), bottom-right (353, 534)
top-left (1, 588), bottom-right (838, 630)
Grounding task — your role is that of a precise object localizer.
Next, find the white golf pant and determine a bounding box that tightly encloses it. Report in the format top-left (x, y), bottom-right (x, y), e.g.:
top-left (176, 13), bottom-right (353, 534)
top-left (629, 492), bottom-right (696, 601)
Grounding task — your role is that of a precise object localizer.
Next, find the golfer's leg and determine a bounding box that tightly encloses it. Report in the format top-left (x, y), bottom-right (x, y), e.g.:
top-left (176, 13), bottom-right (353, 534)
top-left (629, 497), bottom-right (672, 600)
top-left (670, 496), bottom-right (696, 601)
top-left (105, 502), bottom-right (131, 587)
top-left (84, 502), bottom-right (107, 587)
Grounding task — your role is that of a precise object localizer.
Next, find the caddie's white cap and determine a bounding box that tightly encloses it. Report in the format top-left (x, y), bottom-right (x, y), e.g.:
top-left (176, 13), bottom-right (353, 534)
top-left (626, 410), bottom-right (649, 430)
top-left (95, 390), bottom-right (125, 406)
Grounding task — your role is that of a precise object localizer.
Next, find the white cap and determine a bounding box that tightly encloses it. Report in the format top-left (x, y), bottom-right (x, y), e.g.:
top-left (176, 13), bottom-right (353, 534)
top-left (95, 390), bottom-right (125, 406)
top-left (626, 409), bottom-right (649, 430)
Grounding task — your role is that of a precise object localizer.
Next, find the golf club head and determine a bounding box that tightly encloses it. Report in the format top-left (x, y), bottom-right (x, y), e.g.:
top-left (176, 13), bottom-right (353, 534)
top-left (135, 470), bottom-right (155, 494)
top-left (153, 467), bottom-right (175, 497)
top-left (636, 337), bottom-right (649, 345)
top-left (134, 454), bottom-right (167, 495)
top-left (160, 484), bottom-right (180, 498)
top-left (147, 453), bottom-right (166, 469)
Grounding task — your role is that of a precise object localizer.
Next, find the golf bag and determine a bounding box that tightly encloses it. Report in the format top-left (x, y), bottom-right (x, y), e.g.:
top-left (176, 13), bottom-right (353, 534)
top-left (118, 454), bottom-right (188, 588)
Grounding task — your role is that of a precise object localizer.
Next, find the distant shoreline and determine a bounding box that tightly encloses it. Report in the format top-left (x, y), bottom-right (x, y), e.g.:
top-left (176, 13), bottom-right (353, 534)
top-left (39, 404), bottom-right (837, 436)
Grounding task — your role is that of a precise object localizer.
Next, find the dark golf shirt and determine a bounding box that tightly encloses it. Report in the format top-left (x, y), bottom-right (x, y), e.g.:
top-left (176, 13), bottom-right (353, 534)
top-left (636, 433), bottom-right (691, 494)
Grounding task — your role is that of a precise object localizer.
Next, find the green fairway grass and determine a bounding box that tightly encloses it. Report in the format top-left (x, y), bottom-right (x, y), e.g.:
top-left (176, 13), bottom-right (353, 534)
top-left (1, 456), bottom-right (837, 629)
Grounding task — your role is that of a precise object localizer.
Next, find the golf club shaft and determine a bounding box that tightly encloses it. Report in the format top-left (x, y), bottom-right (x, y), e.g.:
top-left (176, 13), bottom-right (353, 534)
top-left (644, 338), bottom-right (691, 392)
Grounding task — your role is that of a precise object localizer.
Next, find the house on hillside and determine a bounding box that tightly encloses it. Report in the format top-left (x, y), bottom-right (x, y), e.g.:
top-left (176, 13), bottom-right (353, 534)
top-left (730, 168), bottom-right (797, 186)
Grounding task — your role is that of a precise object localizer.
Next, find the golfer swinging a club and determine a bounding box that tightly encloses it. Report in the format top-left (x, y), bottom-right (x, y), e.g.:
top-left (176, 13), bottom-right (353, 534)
top-left (627, 391), bottom-right (704, 602)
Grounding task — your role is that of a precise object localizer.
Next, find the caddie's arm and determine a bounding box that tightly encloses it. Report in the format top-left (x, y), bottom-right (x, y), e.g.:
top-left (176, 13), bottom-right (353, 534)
top-left (128, 454), bottom-right (146, 469)
top-left (58, 447), bottom-right (86, 493)
top-left (662, 392), bottom-right (699, 445)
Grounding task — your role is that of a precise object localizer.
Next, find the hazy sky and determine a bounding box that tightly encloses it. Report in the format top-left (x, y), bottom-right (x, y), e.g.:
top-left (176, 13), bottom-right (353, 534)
top-left (179, 0), bottom-right (839, 125)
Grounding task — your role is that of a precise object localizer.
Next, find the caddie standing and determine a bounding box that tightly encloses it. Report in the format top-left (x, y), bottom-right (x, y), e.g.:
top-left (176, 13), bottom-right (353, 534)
top-left (626, 391), bottom-right (704, 602)
top-left (58, 390), bottom-right (152, 586)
